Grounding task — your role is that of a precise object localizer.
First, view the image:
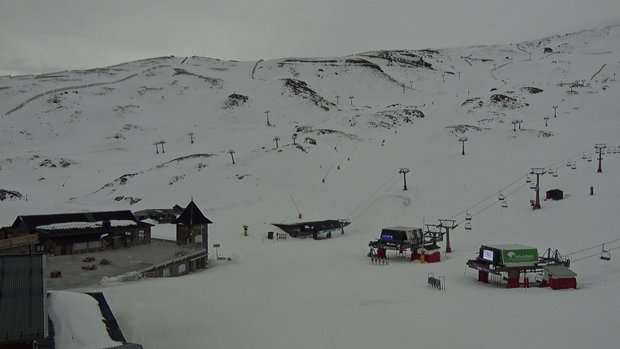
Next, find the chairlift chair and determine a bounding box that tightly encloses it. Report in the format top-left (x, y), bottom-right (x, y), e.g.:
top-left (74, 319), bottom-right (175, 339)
top-left (464, 222), bottom-right (472, 230)
top-left (498, 191), bottom-right (505, 201)
top-left (571, 162), bottom-right (577, 169)
top-left (600, 244), bottom-right (611, 261)
top-left (465, 211), bottom-right (472, 221)
top-left (582, 153), bottom-right (587, 159)
top-left (607, 148), bottom-right (612, 154)
top-left (501, 199), bottom-right (508, 208)
top-left (526, 175), bottom-right (532, 183)
top-left (530, 181), bottom-right (536, 189)
top-left (566, 159), bottom-right (571, 166)
top-left (613, 148), bottom-right (618, 154)
top-left (587, 155), bottom-right (592, 162)
top-left (552, 169), bottom-right (558, 177)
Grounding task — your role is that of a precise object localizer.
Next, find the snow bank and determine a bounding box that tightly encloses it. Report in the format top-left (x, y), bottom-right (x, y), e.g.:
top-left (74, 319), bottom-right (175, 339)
top-left (47, 291), bottom-right (122, 349)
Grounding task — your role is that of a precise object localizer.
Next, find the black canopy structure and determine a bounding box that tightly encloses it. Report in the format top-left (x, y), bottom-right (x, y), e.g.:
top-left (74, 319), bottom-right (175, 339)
top-left (546, 189), bottom-right (563, 201)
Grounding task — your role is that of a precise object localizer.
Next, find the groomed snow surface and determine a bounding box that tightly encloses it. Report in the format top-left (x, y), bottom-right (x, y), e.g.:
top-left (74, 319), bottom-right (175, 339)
top-left (1, 25), bottom-right (620, 348)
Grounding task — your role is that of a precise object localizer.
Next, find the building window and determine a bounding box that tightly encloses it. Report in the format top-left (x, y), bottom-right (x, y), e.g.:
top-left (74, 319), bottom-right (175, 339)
top-left (178, 264), bottom-right (186, 273)
top-left (88, 241), bottom-right (102, 249)
top-left (125, 231), bottom-right (133, 236)
top-left (138, 230), bottom-right (145, 241)
top-left (73, 242), bottom-right (87, 250)
top-left (163, 267), bottom-right (172, 277)
top-left (36, 245), bottom-right (45, 252)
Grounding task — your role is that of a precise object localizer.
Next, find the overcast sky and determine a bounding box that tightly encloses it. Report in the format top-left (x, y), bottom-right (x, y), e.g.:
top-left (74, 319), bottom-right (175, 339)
top-left (1, 0), bottom-right (619, 76)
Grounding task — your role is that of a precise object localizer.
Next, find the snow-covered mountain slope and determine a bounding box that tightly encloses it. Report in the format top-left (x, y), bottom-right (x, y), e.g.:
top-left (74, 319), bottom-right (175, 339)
top-left (1, 24), bottom-right (620, 349)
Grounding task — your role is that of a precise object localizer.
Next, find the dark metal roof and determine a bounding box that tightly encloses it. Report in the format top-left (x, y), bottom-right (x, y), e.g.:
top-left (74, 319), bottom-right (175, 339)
top-left (13, 210), bottom-right (140, 229)
top-left (172, 201), bottom-right (212, 226)
top-left (0, 254), bottom-right (47, 344)
top-left (11, 211), bottom-right (153, 237)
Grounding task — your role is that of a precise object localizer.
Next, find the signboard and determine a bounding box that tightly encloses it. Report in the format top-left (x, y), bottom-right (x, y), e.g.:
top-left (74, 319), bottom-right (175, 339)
top-left (482, 249), bottom-right (494, 261)
top-left (213, 244), bottom-right (220, 248)
top-left (500, 249), bottom-right (539, 265)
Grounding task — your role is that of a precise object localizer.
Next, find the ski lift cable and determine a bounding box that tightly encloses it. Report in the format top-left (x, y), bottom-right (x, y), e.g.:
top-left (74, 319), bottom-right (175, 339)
top-left (448, 147), bottom-right (595, 223)
top-left (458, 182), bottom-right (528, 224)
top-left (448, 174), bottom-right (529, 221)
top-left (567, 237), bottom-right (620, 256)
top-left (571, 245), bottom-right (620, 263)
top-left (348, 141), bottom-right (459, 222)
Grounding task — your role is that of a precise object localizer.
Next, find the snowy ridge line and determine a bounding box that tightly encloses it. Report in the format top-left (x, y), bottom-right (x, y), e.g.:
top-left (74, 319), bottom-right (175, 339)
top-left (4, 73), bottom-right (138, 117)
top-left (590, 64), bottom-right (607, 81)
top-left (2, 57), bottom-right (424, 162)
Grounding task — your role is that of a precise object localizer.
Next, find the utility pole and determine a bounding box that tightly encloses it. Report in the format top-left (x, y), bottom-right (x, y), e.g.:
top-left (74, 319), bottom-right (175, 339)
top-left (511, 120), bottom-right (518, 132)
top-left (273, 136), bottom-right (280, 148)
top-left (228, 149), bottom-right (235, 164)
top-left (337, 153), bottom-right (348, 170)
top-left (292, 135), bottom-right (297, 145)
top-left (399, 168), bottom-right (410, 190)
top-left (409, 81), bottom-right (414, 89)
top-left (159, 140), bottom-right (166, 153)
top-left (438, 219), bottom-right (457, 253)
top-left (553, 105), bottom-right (558, 118)
top-left (459, 137), bottom-right (468, 155)
top-left (154, 142), bottom-right (160, 154)
top-left (518, 120), bottom-right (523, 130)
top-left (595, 143), bottom-right (607, 173)
top-left (188, 132), bottom-right (194, 144)
top-left (349, 96), bottom-right (354, 106)
top-left (530, 168), bottom-right (547, 210)
top-left (441, 74), bottom-right (445, 82)
top-left (335, 95), bottom-right (340, 104)
top-left (264, 110), bottom-right (270, 126)
top-left (544, 116), bottom-right (549, 126)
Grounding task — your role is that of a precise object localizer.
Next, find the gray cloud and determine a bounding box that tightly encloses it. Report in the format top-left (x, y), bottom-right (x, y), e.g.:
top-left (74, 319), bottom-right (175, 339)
top-left (1, 0), bottom-right (619, 76)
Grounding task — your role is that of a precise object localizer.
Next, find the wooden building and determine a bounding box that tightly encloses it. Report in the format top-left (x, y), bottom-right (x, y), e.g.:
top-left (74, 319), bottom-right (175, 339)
top-left (4, 211), bottom-right (153, 255)
top-left (172, 200), bottom-right (212, 252)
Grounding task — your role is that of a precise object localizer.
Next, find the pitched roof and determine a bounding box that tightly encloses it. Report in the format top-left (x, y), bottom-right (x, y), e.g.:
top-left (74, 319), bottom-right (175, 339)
top-left (12, 210), bottom-right (152, 234)
top-left (0, 254), bottom-right (47, 344)
top-left (543, 265), bottom-right (577, 278)
top-left (172, 201), bottom-right (212, 226)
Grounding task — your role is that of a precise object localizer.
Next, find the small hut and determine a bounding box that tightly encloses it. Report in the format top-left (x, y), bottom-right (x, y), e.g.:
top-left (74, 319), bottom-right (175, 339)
top-left (172, 200), bottom-right (212, 253)
top-left (546, 189), bottom-right (563, 201)
top-left (540, 265), bottom-right (577, 290)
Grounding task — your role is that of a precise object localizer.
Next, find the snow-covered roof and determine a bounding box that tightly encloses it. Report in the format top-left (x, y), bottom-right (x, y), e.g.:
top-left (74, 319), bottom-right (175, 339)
top-left (48, 291), bottom-right (123, 349)
top-left (36, 220), bottom-right (137, 230)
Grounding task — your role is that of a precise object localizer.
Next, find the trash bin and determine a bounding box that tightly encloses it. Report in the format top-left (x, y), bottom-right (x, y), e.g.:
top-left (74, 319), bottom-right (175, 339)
top-left (268, 231), bottom-right (274, 239)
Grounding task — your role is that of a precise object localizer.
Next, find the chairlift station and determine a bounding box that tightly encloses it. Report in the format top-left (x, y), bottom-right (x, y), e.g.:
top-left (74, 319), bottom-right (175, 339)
top-left (467, 244), bottom-right (578, 289)
top-left (368, 225), bottom-right (449, 263)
